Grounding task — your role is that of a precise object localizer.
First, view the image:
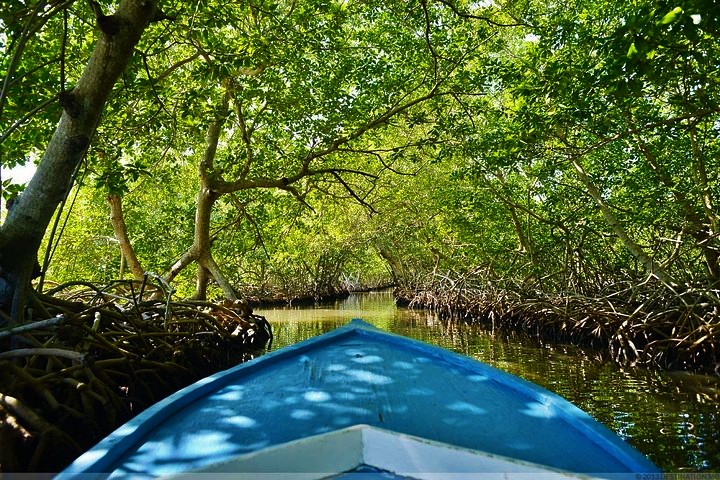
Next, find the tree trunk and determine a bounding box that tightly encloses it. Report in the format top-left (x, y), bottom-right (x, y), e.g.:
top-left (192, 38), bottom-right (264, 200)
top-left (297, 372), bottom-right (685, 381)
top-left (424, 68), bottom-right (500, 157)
top-left (194, 265), bottom-right (210, 301)
top-left (202, 254), bottom-right (237, 300)
top-left (107, 194), bottom-right (144, 280)
top-left (376, 245), bottom-right (405, 286)
top-left (571, 158), bottom-right (677, 285)
top-left (491, 170), bottom-right (536, 265)
top-left (634, 134), bottom-right (720, 281)
top-left (0, 0), bottom-right (157, 323)
top-left (166, 249), bottom-right (199, 285)
top-left (164, 98), bottom-right (237, 301)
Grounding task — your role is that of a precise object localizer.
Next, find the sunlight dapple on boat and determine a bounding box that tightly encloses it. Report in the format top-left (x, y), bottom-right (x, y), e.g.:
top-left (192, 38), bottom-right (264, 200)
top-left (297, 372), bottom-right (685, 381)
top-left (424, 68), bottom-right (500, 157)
top-left (58, 319), bottom-right (659, 478)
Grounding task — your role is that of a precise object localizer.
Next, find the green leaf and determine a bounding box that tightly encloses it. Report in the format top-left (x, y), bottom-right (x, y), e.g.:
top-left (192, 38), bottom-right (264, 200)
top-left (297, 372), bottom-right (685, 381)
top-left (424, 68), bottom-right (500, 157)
top-left (658, 6), bottom-right (683, 25)
top-left (627, 42), bottom-right (639, 57)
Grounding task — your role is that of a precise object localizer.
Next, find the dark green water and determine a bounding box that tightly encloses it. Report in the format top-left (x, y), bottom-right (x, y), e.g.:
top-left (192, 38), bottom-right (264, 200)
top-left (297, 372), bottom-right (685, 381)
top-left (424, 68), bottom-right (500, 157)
top-left (257, 290), bottom-right (720, 473)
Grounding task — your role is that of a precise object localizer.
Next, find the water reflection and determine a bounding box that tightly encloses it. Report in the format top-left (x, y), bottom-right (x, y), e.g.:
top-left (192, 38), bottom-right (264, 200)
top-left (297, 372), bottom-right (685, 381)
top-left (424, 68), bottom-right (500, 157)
top-left (257, 290), bottom-right (720, 472)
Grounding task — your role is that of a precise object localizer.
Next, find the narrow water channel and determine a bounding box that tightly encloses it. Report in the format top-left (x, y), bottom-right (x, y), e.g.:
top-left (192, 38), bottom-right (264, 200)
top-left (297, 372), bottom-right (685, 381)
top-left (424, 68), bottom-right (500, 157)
top-left (257, 290), bottom-right (720, 472)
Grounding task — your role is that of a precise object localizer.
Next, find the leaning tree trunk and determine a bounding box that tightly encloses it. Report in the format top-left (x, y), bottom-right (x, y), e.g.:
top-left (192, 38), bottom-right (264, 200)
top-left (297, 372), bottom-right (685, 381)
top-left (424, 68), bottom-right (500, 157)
top-left (0, 0), bottom-right (158, 324)
top-left (107, 194), bottom-right (145, 280)
top-left (633, 133), bottom-right (720, 282)
top-left (571, 158), bottom-right (677, 285)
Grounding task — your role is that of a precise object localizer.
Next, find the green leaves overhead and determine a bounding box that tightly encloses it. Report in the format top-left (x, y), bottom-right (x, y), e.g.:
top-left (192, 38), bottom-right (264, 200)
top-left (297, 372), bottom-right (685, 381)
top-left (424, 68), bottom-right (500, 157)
top-left (1, 1), bottom-right (97, 166)
top-left (4, 0), bottom-right (719, 297)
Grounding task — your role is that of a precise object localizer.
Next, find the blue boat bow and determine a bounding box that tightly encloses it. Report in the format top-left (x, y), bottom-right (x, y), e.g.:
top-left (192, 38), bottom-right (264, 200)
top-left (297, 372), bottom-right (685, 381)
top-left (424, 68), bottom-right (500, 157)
top-left (58, 319), bottom-right (659, 478)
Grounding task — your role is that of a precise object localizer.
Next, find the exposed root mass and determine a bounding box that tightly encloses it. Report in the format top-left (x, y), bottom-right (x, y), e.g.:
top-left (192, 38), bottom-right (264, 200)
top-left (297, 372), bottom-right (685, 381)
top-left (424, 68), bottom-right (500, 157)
top-left (397, 274), bottom-right (720, 375)
top-left (0, 278), bottom-right (271, 472)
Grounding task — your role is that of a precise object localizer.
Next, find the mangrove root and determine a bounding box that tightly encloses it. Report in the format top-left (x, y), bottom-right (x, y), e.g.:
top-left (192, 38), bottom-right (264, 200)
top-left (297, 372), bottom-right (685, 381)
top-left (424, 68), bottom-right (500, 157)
top-left (0, 279), bottom-right (272, 473)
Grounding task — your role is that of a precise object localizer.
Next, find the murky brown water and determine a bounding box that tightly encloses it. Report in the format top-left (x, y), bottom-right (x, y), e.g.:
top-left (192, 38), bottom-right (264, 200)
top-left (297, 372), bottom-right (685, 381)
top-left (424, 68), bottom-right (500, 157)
top-left (257, 290), bottom-right (720, 472)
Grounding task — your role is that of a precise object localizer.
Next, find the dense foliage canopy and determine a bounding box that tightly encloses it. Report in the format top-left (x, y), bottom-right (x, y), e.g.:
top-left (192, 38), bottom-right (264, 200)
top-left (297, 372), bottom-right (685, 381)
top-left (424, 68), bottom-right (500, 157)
top-left (1, 0), bottom-right (719, 358)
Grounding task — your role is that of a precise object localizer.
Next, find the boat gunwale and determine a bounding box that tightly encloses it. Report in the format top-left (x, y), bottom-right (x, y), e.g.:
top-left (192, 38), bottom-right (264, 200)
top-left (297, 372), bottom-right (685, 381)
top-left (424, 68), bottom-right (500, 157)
top-left (348, 323), bottom-right (658, 473)
top-left (57, 319), bottom-right (659, 477)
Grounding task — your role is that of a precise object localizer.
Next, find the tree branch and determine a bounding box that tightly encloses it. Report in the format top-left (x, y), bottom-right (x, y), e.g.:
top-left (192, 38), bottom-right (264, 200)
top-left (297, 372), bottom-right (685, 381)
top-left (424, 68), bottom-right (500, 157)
top-left (227, 89), bottom-right (255, 179)
top-left (301, 84), bottom-right (443, 166)
top-left (139, 52), bottom-right (172, 118)
top-left (419, 0), bottom-right (439, 81)
top-left (0, 95), bottom-right (59, 146)
top-left (154, 52), bottom-right (201, 83)
top-left (228, 195), bottom-right (270, 259)
top-left (331, 171), bottom-right (377, 214)
top-left (435, 0), bottom-right (531, 28)
top-left (557, 107), bottom-right (720, 157)
top-left (0, 1), bottom-right (59, 122)
top-left (164, 248), bottom-right (198, 285)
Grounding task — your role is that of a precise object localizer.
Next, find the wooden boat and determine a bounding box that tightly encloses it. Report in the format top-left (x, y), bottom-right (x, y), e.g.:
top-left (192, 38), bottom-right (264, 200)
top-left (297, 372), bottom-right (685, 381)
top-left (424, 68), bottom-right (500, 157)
top-left (58, 319), bottom-right (659, 478)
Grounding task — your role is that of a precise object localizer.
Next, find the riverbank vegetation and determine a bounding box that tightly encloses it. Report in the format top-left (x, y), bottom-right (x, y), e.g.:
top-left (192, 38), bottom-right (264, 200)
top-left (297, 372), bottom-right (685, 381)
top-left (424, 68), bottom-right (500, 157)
top-left (1, 0), bottom-right (719, 472)
top-left (0, 276), bottom-right (270, 471)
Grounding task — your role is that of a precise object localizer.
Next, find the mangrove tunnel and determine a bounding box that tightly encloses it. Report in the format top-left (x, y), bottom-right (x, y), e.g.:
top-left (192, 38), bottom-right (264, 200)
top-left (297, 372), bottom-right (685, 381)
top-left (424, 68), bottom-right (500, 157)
top-left (2, 0), bottom-right (720, 474)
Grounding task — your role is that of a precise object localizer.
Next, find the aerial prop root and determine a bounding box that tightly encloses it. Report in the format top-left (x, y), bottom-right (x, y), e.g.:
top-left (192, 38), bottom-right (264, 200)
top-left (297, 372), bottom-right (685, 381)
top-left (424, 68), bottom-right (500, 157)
top-left (401, 275), bottom-right (720, 374)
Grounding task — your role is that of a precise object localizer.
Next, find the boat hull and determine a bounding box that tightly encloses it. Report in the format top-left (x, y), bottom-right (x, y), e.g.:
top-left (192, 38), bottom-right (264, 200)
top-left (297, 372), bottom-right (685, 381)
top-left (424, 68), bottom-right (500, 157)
top-left (58, 319), bottom-right (659, 478)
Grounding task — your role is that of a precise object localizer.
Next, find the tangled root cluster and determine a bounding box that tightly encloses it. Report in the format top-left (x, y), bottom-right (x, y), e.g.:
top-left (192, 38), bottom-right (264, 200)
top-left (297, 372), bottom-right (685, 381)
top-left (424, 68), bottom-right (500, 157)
top-left (398, 274), bottom-right (720, 374)
top-left (0, 278), bottom-right (272, 472)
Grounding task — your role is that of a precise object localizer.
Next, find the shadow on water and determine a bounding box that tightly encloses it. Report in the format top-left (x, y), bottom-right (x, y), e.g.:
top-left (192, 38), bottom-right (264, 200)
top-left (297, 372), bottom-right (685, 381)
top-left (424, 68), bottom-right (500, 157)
top-left (256, 290), bottom-right (720, 473)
